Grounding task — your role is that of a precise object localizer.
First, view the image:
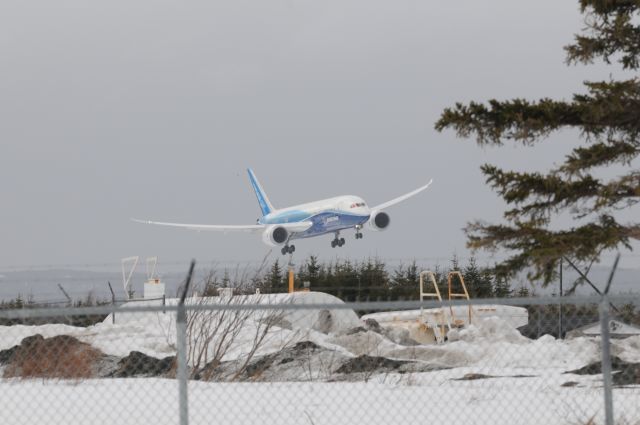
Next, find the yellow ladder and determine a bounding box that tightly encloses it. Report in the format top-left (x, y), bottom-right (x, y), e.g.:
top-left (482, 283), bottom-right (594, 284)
top-left (419, 271), bottom-right (451, 343)
top-left (447, 271), bottom-right (473, 327)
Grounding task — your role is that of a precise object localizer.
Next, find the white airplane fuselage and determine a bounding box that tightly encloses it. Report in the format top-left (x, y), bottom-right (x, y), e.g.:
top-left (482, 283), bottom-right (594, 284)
top-left (260, 195), bottom-right (371, 240)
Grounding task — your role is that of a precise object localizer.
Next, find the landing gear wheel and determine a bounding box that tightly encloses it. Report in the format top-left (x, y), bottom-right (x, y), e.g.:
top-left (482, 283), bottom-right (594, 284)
top-left (355, 232), bottom-right (363, 240)
top-left (281, 244), bottom-right (295, 255)
top-left (331, 232), bottom-right (345, 248)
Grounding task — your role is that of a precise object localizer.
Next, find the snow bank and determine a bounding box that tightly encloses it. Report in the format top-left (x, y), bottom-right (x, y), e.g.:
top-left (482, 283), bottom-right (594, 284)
top-left (1, 303), bottom-right (638, 378)
top-left (106, 291), bottom-right (361, 333)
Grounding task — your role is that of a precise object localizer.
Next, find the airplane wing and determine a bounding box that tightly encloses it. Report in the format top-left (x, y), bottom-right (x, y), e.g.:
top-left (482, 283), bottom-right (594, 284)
top-left (131, 218), bottom-right (313, 233)
top-left (371, 179), bottom-right (433, 211)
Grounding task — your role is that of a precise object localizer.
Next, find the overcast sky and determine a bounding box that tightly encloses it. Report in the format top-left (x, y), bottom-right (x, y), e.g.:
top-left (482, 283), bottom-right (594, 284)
top-left (1, 0), bottom-right (638, 271)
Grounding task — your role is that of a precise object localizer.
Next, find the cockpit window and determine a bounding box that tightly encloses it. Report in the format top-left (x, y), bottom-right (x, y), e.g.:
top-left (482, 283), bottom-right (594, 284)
top-left (350, 202), bottom-right (366, 208)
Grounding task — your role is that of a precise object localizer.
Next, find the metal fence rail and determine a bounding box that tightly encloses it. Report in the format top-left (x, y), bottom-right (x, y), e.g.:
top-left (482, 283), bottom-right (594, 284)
top-left (0, 295), bottom-right (638, 425)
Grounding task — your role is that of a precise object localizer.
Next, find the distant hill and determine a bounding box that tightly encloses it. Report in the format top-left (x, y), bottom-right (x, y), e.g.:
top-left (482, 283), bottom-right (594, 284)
top-left (0, 269), bottom-right (186, 303)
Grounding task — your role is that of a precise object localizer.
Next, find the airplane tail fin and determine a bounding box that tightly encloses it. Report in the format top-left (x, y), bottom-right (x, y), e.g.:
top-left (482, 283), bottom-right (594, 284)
top-left (247, 169), bottom-right (275, 217)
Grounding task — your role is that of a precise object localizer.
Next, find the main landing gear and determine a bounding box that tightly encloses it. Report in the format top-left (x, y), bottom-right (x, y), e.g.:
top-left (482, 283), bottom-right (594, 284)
top-left (355, 225), bottom-right (364, 240)
top-left (331, 232), bottom-right (346, 248)
top-left (281, 245), bottom-right (295, 255)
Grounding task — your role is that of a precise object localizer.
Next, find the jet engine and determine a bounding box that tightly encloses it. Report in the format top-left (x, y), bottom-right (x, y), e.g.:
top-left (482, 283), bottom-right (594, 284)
top-left (262, 225), bottom-right (289, 246)
top-left (368, 211), bottom-right (390, 231)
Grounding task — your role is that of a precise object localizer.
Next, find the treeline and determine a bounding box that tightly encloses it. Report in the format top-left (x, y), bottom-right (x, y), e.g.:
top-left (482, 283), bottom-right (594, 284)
top-left (251, 255), bottom-right (530, 301)
top-left (0, 292), bottom-right (109, 326)
top-left (0, 292), bottom-right (108, 310)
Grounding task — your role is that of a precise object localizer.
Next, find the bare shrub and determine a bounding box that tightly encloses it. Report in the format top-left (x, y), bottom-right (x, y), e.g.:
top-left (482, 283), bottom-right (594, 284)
top-left (4, 335), bottom-right (102, 379)
top-left (185, 292), bottom-right (289, 381)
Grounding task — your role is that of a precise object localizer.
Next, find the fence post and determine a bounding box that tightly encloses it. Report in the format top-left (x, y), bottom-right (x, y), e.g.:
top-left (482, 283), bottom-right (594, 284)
top-left (177, 260), bottom-right (195, 425)
top-left (108, 282), bottom-right (116, 324)
top-left (599, 296), bottom-right (614, 425)
top-left (558, 258), bottom-right (563, 339)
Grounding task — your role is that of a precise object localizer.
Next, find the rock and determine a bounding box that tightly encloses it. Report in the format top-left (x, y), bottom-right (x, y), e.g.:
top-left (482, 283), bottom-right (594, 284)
top-left (345, 327), bottom-right (368, 336)
top-left (565, 356), bottom-right (640, 386)
top-left (566, 356), bottom-right (630, 375)
top-left (335, 355), bottom-right (409, 374)
top-left (198, 341), bottom-right (346, 382)
top-left (613, 363), bottom-right (640, 386)
top-left (111, 351), bottom-right (176, 378)
top-left (363, 319), bottom-right (383, 334)
top-left (291, 341), bottom-right (321, 351)
top-left (454, 373), bottom-right (495, 381)
top-left (0, 345), bottom-right (18, 365)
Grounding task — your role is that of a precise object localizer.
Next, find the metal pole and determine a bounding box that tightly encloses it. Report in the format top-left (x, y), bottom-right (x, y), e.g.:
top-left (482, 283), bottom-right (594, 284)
top-left (177, 260), bottom-right (195, 425)
top-left (107, 282), bottom-right (116, 324)
top-left (559, 259), bottom-right (563, 339)
top-left (177, 305), bottom-right (188, 425)
top-left (288, 267), bottom-right (294, 294)
top-left (599, 297), bottom-right (614, 425)
top-left (57, 284), bottom-right (72, 304)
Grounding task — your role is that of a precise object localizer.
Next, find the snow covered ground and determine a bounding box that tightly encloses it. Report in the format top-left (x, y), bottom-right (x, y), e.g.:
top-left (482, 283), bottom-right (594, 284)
top-left (1, 295), bottom-right (639, 424)
top-left (0, 375), bottom-right (638, 425)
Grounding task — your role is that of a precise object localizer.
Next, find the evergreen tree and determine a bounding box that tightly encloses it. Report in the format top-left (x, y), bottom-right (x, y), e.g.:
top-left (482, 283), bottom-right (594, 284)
top-left (493, 276), bottom-right (513, 298)
top-left (514, 284), bottom-right (531, 298)
top-left (435, 1), bottom-right (640, 285)
top-left (463, 257), bottom-right (494, 298)
top-left (306, 255), bottom-right (321, 288)
top-left (449, 254), bottom-right (460, 272)
top-left (358, 257), bottom-right (389, 301)
top-left (222, 269), bottom-right (231, 288)
top-left (261, 259), bottom-right (285, 293)
top-left (432, 264), bottom-right (448, 297)
top-left (390, 261), bottom-right (420, 299)
top-left (336, 260), bottom-right (359, 301)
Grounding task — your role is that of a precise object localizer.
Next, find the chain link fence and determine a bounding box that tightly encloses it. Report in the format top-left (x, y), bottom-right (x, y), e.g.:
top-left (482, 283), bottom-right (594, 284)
top-left (0, 294), bottom-right (639, 425)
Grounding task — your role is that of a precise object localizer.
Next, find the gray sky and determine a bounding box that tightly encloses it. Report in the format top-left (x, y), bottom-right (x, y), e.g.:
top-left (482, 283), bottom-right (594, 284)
top-left (1, 0), bottom-right (639, 271)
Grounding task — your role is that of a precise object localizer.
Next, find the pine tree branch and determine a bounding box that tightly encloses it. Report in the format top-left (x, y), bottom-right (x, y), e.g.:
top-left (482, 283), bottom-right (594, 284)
top-left (465, 216), bottom-right (638, 285)
top-left (481, 165), bottom-right (640, 219)
top-left (560, 137), bottom-right (639, 173)
top-left (435, 99), bottom-right (581, 145)
top-left (435, 80), bottom-right (640, 146)
top-left (567, 2), bottom-right (640, 70)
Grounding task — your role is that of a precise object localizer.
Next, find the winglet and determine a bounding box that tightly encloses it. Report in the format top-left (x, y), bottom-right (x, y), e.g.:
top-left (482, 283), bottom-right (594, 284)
top-left (247, 169), bottom-right (275, 217)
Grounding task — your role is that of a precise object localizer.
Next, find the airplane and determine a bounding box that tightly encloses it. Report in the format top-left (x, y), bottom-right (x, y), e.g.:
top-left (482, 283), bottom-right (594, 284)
top-left (133, 169), bottom-right (432, 256)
